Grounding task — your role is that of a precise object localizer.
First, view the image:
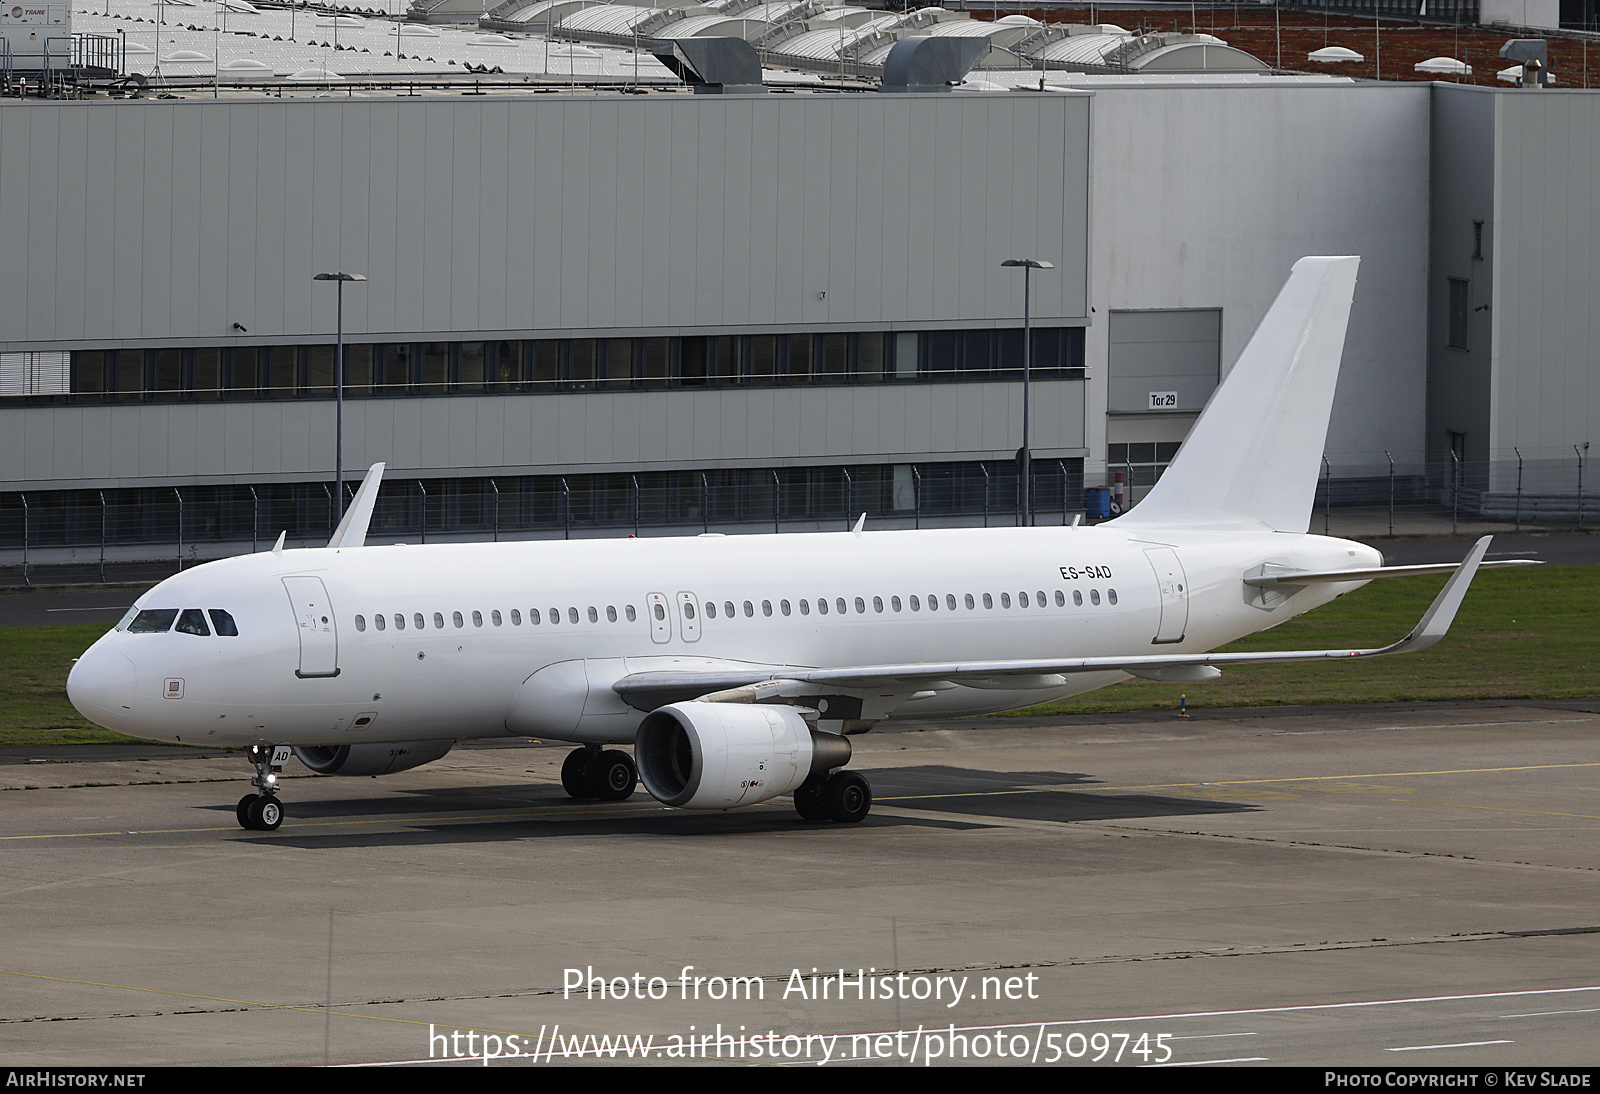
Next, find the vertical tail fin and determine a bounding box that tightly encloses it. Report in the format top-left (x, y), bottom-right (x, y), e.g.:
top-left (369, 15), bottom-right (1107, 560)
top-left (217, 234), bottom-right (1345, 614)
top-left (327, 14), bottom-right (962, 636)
top-left (1115, 256), bottom-right (1360, 533)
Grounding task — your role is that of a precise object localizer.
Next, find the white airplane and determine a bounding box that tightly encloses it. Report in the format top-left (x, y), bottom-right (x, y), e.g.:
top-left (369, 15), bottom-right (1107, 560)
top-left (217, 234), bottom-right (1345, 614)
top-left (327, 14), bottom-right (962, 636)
top-left (65, 257), bottom-right (1534, 832)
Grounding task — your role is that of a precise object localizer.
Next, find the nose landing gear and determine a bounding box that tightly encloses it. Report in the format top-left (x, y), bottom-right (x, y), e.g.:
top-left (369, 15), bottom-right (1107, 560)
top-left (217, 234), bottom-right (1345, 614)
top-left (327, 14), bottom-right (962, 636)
top-left (237, 744), bottom-right (291, 831)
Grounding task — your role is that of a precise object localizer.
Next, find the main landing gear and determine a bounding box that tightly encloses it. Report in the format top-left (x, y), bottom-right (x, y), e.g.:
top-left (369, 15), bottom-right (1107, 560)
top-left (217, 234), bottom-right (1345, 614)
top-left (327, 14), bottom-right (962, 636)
top-left (561, 745), bottom-right (638, 802)
top-left (793, 770), bottom-right (872, 824)
top-left (237, 744), bottom-right (290, 831)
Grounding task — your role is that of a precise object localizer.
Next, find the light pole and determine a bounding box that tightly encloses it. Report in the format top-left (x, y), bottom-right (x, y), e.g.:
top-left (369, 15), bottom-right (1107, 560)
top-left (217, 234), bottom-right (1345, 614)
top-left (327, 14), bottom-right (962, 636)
top-left (1002, 258), bottom-right (1054, 526)
top-left (313, 271), bottom-right (367, 516)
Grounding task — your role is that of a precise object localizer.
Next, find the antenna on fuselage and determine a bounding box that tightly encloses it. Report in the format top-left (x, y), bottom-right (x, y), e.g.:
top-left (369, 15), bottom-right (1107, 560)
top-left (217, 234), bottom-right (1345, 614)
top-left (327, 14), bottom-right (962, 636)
top-left (272, 531), bottom-right (286, 555)
top-left (328, 463), bottom-right (387, 549)
top-left (851, 513), bottom-right (866, 537)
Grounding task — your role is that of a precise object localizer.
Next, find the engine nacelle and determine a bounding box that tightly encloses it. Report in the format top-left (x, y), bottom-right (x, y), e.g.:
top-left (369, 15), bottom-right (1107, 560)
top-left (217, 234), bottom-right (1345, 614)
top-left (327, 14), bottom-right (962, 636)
top-left (293, 740), bottom-right (455, 777)
top-left (636, 702), bottom-right (851, 810)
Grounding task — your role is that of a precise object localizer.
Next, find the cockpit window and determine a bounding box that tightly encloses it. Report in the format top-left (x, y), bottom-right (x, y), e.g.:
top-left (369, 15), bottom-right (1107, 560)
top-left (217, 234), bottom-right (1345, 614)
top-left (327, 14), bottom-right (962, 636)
top-left (175, 609), bottom-right (211, 636)
top-left (209, 609), bottom-right (239, 637)
top-left (115, 606), bottom-right (139, 632)
top-left (126, 609), bottom-right (179, 633)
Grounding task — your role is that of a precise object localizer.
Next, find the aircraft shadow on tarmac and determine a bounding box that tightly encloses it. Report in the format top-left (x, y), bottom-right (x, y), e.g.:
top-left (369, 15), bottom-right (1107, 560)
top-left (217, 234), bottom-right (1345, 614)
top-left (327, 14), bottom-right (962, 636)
top-left (215, 766), bottom-right (1257, 848)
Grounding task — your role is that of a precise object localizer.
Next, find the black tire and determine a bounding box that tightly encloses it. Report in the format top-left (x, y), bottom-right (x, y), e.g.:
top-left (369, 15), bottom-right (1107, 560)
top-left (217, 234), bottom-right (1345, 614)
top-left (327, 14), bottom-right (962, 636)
top-left (793, 779), bottom-right (829, 822)
top-left (823, 771), bottom-right (871, 824)
top-left (246, 795), bottom-right (283, 831)
top-left (590, 750), bottom-right (638, 801)
top-left (236, 794), bottom-right (259, 830)
top-left (561, 748), bottom-right (593, 799)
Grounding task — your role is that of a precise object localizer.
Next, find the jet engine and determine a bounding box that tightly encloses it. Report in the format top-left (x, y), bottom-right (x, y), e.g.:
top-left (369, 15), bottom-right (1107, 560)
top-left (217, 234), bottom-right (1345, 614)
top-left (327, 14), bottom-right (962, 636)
top-left (635, 702), bottom-right (851, 810)
top-left (293, 740), bottom-right (455, 777)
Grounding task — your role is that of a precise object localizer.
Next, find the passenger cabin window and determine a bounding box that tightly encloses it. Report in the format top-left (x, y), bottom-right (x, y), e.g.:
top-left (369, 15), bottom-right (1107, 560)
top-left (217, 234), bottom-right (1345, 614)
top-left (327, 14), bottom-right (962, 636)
top-left (414, 613), bottom-right (425, 630)
top-left (175, 609), bottom-right (210, 636)
top-left (375, 614), bottom-right (387, 631)
top-left (355, 615), bottom-right (367, 632)
top-left (127, 609), bottom-right (179, 633)
top-left (626, 605), bottom-right (637, 622)
top-left (434, 612), bottom-right (445, 629)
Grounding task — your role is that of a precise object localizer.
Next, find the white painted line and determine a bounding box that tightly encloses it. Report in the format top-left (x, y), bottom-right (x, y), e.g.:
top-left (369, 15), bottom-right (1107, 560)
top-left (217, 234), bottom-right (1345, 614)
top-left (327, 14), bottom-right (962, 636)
top-left (1167, 1032), bottom-right (1259, 1041)
top-left (1500, 1007), bottom-right (1600, 1019)
top-left (1146, 1056), bottom-right (1270, 1067)
top-left (1388, 1040), bottom-right (1513, 1052)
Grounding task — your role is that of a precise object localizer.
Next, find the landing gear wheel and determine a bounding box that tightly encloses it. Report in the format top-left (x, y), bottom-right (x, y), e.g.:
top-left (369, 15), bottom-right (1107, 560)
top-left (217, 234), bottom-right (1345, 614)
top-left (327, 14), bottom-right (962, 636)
top-left (823, 771), bottom-right (871, 824)
top-left (236, 794), bottom-right (258, 830)
top-left (793, 778), bottom-right (829, 822)
top-left (561, 747), bottom-right (594, 799)
top-left (589, 750), bottom-right (638, 802)
top-left (245, 795), bottom-right (283, 831)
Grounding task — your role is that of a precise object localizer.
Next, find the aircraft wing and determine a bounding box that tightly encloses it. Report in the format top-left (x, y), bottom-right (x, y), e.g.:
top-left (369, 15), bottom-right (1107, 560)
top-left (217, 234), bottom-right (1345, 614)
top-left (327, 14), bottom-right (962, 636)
top-left (613, 536), bottom-right (1493, 709)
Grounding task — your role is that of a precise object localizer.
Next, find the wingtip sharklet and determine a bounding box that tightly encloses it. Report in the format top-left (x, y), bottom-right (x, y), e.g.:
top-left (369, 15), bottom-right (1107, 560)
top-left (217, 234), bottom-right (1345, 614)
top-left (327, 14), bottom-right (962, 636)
top-left (1390, 535), bottom-right (1492, 654)
top-left (327, 462), bottom-right (387, 549)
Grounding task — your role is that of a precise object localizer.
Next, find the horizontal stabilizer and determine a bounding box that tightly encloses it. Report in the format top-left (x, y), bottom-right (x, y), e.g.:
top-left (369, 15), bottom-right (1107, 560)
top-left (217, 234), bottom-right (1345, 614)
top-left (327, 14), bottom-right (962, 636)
top-left (1244, 556), bottom-right (1540, 588)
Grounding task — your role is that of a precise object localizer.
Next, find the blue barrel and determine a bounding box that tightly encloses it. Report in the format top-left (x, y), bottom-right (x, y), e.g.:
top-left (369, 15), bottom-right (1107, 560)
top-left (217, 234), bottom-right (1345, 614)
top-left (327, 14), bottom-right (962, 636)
top-left (1085, 486), bottom-right (1111, 519)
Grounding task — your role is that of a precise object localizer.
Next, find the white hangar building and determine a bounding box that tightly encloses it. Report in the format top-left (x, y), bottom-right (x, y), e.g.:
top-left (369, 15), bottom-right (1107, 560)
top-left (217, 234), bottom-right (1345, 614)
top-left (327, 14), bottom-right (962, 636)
top-left (1, 52), bottom-right (1597, 566)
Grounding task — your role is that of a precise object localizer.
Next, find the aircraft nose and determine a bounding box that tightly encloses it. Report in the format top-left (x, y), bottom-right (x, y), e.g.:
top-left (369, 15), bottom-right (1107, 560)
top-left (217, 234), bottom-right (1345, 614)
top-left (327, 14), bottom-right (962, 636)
top-left (67, 648), bottom-right (137, 730)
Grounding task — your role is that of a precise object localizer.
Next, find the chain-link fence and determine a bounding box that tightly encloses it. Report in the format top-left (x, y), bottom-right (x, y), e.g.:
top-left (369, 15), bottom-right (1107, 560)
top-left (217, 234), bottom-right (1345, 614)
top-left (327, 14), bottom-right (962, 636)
top-left (4, 449), bottom-right (1591, 587)
top-left (0, 460), bottom-right (1088, 586)
top-left (1106, 450), bottom-right (1596, 535)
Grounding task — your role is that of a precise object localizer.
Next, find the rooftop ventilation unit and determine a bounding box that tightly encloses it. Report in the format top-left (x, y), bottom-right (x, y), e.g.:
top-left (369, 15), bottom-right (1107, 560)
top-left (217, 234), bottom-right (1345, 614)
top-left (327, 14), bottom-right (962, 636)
top-left (651, 36), bottom-right (765, 94)
top-left (879, 35), bottom-right (988, 93)
top-left (1499, 39), bottom-right (1549, 87)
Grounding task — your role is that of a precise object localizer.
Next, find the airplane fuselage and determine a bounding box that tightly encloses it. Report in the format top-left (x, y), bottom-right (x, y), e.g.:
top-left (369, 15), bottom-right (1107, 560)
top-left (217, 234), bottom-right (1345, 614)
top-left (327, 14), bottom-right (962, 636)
top-left (67, 523), bottom-right (1380, 750)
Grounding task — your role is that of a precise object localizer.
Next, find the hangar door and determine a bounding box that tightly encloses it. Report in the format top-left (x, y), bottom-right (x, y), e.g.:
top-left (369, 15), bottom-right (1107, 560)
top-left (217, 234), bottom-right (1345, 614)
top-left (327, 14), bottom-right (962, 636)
top-left (1107, 309), bottom-right (1221, 415)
